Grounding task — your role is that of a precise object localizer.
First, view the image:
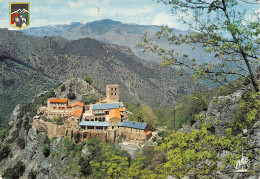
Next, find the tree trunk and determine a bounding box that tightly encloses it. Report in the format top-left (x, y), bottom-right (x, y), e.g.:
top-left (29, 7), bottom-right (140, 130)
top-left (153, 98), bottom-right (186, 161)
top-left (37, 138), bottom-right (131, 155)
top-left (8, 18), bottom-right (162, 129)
top-left (240, 49), bottom-right (259, 92)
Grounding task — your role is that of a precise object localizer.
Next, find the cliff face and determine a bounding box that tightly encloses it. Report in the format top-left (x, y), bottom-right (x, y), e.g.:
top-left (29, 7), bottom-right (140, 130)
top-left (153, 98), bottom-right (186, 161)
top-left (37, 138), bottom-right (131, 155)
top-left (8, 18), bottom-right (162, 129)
top-left (184, 86), bottom-right (260, 178)
top-left (0, 80), bottom-right (102, 178)
top-left (55, 78), bottom-right (101, 102)
top-left (0, 125), bottom-right (83, 178)
top-left (189, 88), bottom-right (245, 137)
top-left (0, 28), bottom-right (204, 128)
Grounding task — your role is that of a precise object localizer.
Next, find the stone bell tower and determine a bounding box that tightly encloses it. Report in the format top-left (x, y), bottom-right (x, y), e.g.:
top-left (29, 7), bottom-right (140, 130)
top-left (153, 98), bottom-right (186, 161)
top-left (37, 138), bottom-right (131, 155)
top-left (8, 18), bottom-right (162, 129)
top-left (106, 84), bottom-right (119, 103)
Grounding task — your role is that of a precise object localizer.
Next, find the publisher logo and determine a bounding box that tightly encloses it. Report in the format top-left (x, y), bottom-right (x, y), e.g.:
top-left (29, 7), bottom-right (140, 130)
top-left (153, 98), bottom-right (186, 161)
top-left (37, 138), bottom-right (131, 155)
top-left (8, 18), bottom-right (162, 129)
top-left (10, 3), bottom-right (30, 29)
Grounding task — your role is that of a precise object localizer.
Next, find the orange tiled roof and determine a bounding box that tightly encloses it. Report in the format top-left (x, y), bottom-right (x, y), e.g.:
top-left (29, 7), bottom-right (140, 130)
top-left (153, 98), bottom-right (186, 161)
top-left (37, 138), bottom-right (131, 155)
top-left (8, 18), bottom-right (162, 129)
top-left (119, 108), bottom-right (125, 112)
top-left (145, 131), bottom-right (152, 135)
top-left (50, 98), bottom-right (68, 103)
top-left (109, 109), bottom-right (121, 120)
top-left (67, 102), bottom-right (84, 108)
top-left (70, 109), bottom-right (83, 118)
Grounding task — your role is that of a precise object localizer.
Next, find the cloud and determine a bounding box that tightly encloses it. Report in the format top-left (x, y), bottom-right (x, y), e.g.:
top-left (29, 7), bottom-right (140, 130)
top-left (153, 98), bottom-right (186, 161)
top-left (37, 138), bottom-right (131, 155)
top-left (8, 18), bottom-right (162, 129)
top-left (68, 0), bottom-right (85, 8)
top-left (80, 6), bottom-right (154, 18)
top-left (80, 7), bottom-right (102, 17)
top-left (107, 7), bottom-right (153, 17)
top-left (30, 19), bottom-right (73, 27)
top-left (68, 0), bottom-right (110, 8)
top-left (0, 19), bottom-right (8, 28)
top-left (151, 12), bottom-right (179, 28)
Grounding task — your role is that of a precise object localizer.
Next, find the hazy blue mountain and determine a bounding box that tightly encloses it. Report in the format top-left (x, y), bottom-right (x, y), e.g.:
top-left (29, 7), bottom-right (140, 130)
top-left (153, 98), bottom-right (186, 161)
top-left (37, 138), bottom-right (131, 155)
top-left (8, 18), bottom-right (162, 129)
top-left (22, 19), bottom-right (219, 65)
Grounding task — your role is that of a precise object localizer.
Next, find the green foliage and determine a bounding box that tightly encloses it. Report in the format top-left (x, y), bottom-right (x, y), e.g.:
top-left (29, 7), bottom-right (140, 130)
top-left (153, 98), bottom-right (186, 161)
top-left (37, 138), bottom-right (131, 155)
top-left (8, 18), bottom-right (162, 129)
top-left (9, 121), bottom-right (16, 128)
top-left (41, 135), bottom-right (51, 157)
top-left (73, 132), bottom-right (81, 142)
top-left (63, 137), bottom-right (75, 151)
top-left (8, 128), bottom-right (20, 144)
top-left (128, 84), bottom-right (236, 131)
top-left (67, 92), bottom-right (76, 99)
top-left (84, 75), bottom-right (93, 85)
top-left (0, 61), bottom-right (55, 130)
top-left (74, 141), bottom-right (86, 152)
top-left (156, 124), bottom-right (243, 178)
top-left (42, 115), bottom-right (48, 122)
top-left (154, 108), bottom-right (175, 127)
top-left (141, 105), bottom-right (157, 130)
top-left (60, 84), bottom-right (66, 92)
top-left (62, 154), bottom-right (81, 177)
top-left (74, 137), bottom-right (132, 178)
top-left (231, 90), bottom-right (260, 134)
top-left (17, 137), bottom-right (26, 149)
top-left (90, 143), bottom-right (130, 178)
top-left (3, 161), bottom-right (25, 179)
top-left (42, 144), bottom-right (50, 157)
top-left (82, 95), bottom-right (98, 104)
top-left (18, 89), bottom-right (55, 119)
top-left (158, 92), bottom-right (208, 130)
top-left (174, 92), bottom-right (208, 128)
top-left (23, 119), bottom-right (32, 132)
top-left (79, 157), bottom-right (92, 176)
top-left (141, 145), bottom-right (166, 169)
top-left (16, 119), bottom-right (23, 129)
top-left (161, 79), bottom-right (248, 130)
top-left (23, 119), bottom-right (29, 129)
top-left (140, 0), bottom-right (260, 92)
top-left (118, 133), bottom-right (126, 143)
top-left (158, 130), bottom-right (170, 139)
top-left (42, 134), bottom-right (50, 145)
top-left (86, 137), bottom-right (102, 155)
top-left (127, 104), bottom-right (157, 130)
top-left (53, 116), bottom-right (64, 125)
top-left (28, 170), bottom-right (37, 179)
top-left (0, 128), bottom-right (9, 139)
top-left (0, 144), bottom-right (10, 162)
top-left (125, 153), bottom-right (156, 178)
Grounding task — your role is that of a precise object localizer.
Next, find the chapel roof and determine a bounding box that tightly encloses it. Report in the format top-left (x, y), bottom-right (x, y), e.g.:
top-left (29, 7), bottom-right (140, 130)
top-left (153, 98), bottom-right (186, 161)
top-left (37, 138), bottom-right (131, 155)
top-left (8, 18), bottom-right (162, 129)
top-left (92, 103), bottom-right (123, 110)
top-left (70, 109), bottom-right (83, 118)
top-left (117, 121), bottom-right (147, 130)
top-left (50, 98), bottom-right (68, 103)
top-left (67, 102), bottom-right (84, 108)
top-left (109, 109), bottom-right (121, 120)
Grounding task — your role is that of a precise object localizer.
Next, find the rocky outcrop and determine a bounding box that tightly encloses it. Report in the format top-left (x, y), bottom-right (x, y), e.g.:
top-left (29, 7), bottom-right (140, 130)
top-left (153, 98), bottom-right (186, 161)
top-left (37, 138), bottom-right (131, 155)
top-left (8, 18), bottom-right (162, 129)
top-left (118, 142), bottom-right (143, 158)
top-left (55, 78), bottom-right (101, 102)
top-left (9, 104), bottom-right (20, 124)
top-left (190, 88), bottom-right (246, 137)
top-left (185, 86), bottom-right (260, 178)
top-left (0, 121), bottom-right (80, 178)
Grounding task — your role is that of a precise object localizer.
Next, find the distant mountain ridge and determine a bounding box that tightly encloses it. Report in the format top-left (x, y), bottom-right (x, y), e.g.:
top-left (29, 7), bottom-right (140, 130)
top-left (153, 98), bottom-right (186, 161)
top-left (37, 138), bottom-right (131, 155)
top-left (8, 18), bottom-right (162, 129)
top-left (0, 28), bottom-right (204, 128)
top-left (22, 19), bottom-right (220, 66)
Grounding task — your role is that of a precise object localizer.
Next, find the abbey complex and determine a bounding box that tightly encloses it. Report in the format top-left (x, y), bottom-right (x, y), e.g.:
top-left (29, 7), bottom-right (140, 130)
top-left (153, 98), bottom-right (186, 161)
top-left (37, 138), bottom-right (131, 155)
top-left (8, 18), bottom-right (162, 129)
top-left (33, 85), bottom-right (152, 144)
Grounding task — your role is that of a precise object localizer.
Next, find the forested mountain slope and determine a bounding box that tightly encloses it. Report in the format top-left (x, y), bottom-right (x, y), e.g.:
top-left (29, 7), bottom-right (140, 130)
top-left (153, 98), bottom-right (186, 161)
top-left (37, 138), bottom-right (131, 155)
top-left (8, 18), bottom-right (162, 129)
top-left (0, 28), bottom-right (204, 128)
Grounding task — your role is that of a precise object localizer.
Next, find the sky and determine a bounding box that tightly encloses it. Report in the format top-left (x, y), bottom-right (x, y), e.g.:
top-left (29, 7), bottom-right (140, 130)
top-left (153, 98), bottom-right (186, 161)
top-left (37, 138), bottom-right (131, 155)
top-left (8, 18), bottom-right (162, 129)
top-left (0, 0), bottom-right (184, 29)
top-left (0, 0), bottom-right (258, 30)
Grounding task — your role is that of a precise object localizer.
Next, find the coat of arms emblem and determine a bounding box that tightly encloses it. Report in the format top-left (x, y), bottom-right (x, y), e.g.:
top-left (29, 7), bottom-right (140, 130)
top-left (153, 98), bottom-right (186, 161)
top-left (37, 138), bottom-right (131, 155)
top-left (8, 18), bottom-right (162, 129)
top-left (10, 3), bottom-right (30, 29)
